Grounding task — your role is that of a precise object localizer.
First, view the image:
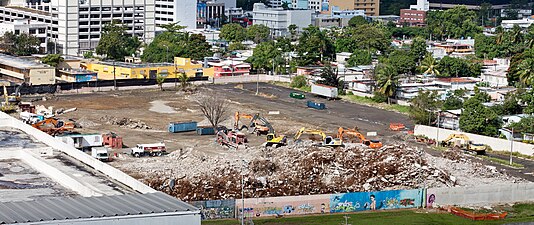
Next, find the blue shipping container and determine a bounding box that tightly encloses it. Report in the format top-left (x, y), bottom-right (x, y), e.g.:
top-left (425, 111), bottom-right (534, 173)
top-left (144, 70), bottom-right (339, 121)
top-left (196, 127), bottom-right (215, 135)
top-left (307, 101), bottom-right (326, 110)
top-left (168, 121), bottom-right (198, 133)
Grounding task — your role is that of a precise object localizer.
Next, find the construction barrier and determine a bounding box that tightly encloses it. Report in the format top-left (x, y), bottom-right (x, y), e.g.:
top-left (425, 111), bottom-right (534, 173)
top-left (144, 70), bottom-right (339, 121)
top-left (449, 207), bottom-right (507, 221)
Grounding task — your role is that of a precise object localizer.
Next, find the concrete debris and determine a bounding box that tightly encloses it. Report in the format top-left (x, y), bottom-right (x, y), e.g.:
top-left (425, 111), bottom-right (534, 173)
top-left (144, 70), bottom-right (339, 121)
top-left (119, 142), bottom-right (524, 201)
top-left (99, 115), bottom-right (152, 130)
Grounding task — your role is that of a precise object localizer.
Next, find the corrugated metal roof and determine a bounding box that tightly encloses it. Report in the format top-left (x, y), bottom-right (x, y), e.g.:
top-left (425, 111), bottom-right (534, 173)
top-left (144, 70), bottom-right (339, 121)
top-left (0, 192), bottom-right (198, 224)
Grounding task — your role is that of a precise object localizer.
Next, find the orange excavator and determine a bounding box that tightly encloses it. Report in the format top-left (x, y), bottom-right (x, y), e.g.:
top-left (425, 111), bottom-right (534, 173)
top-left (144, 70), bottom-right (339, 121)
top-left (337, 127), bottom-right (383, 149)
top-left (32, 118), bottom-right (75, 136)
top-left (234, 111), bottom-right (270, 135)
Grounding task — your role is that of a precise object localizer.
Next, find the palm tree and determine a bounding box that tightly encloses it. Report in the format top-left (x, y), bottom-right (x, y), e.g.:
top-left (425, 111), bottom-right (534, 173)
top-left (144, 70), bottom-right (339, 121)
top-left (419, 53), bottom-right (440, 76)
top-left (375, 64), bottom-right (399, 104)
top-left (518, 58), bottom-right (534, 86)
top-left (156, 73), bottom-right (166, 91)
top-left (495, 26), bottom-right (505, 45)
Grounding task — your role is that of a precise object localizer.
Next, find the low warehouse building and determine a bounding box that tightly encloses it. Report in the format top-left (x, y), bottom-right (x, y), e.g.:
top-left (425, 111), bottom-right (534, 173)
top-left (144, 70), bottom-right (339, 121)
top-left (0, 53), bottom-right (55, 85)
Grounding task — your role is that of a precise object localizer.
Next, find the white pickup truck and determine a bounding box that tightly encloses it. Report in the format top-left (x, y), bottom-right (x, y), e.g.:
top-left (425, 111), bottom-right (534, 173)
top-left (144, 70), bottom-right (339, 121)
top-left (131, 142), bottom-right (166, 157)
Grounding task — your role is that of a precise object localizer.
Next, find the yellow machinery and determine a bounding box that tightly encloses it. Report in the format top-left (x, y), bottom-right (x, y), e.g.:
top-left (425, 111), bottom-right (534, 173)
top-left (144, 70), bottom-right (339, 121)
top-left (337, 127), bottom-right (383, 149)
top-left (294, 127), bottom-right (343, 147)
top-left (440, 134), bottom-right (487, 155)
top-left (234, 111), bottom-right (270, 135)
top-left (1, 86), bottom-right (17, 113)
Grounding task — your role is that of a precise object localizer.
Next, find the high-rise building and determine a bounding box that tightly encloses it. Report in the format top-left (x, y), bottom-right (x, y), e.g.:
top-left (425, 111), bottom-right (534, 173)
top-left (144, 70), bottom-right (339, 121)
top-left (252, 3), bottom-right (312, 37)
top-left (329, 0), bottom-right (379, 16)
top-left (0, 0), bottom-right (156, 56)
top-left (155, 0), bottom-right (197, 29)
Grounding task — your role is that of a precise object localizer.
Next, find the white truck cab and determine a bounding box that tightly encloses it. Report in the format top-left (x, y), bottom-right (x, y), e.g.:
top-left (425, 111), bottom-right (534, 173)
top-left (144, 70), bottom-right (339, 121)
top-left (131, 142), bottom-right (166, 157)
top-left (91, 147), bottom-right (111, 162)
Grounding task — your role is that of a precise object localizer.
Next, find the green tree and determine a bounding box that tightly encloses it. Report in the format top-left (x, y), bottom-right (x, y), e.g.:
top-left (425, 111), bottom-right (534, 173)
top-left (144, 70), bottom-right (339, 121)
top-left (384, 50), bottom-right (417, 75)
top-left (247, 24), bottom-right (270, 44)
top-left (83, 51), bottom-right (94, 59)
top-left (510, 117), bottom-right (534, 134)
top-left (229, 42), bottom-right (247, 51)
top-left (41, 54), bottom-right (64, 67)
top-left (418, 53), bottom-right (440, 76)
top-left (142, 23), bottom-right (212, 62)
top-left (410, 37), bottom-right (427, 63)
top-left (389, 26), bottom-right (428, 39)
top-left (178, 72), bottom-right (189, 89)
top-left (96, 21), bottom-right (140, 61)
top-left (518, 57), bottom-right (534, 86)
top-left (288, 24), bottom-right (298, 40)
top-left (247, 41), bottom-right (280, 73)
top-left (410, 90), bottom-right (441, 125)
top-left (220, 23), bottom-right (246, 42)
top-left (437, 56), bottom-right (481, 77)
top-left (290, 75), bottom-right (307, 88)
top-left (459, 97), bottom-right (502, 136)
top-left (275, 37), bottom-right (294, 52)
top-left (0, 32), bottom-right (40, 56)
top-left (335, 24), bottom-right (391, 55)
top-left (156, 73), bottom-right (166, 91)
top-left (380, 0), bottom-right (411, 15)
top-left (375, 63), bottom-right (399, 104)
top-left (502, 93), bottom-right (523, 115)
top-left (348, 16), bottom-right (368, 27)
top-left (346, 50), bottom-right (371, 67)
top-left (426, 6), bottom-right (482, 40)
top-left (296, 25), bottom-right (335, 66)
top-left (317, 65), bottom-right (343, 93)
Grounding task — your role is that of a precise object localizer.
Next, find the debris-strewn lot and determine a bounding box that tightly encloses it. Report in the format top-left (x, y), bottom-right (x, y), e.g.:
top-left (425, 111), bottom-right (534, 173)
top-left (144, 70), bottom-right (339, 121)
top-left (117, 142), bottom-right (524, 201)
top-left (34, 85), bottom-right (526, 202)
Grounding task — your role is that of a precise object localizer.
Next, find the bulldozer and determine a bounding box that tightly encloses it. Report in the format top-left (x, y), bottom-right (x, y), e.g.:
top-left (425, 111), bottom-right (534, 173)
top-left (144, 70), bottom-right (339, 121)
top-left (440, 134), bottom-right (488, 155)
top-left (32, 118), bottom-right (75, 136)
top-left (337, 127), bottom-right (383, 149)
top-left (294, 127), bottom-right (343, 147)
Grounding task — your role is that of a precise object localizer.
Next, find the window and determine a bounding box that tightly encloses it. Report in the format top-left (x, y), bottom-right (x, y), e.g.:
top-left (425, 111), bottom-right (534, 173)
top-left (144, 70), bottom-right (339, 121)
top-left (29, 29), bottom-right (36, 34)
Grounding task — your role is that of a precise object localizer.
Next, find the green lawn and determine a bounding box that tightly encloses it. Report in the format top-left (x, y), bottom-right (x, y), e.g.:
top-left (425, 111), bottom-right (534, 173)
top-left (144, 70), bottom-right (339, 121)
top-left (203, 207), bottom-right (534, 225)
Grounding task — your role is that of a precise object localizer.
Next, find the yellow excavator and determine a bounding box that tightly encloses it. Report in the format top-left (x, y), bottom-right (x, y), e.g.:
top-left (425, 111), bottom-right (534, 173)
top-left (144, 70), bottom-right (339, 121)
top-left (294, 127), bottom-right (343, 147)
top-left (440, 134), bottom-right (487, 155)
top-left (337, 127), bottom-right (383, 149)
top-left (1, 85), bottom-right (17, 113)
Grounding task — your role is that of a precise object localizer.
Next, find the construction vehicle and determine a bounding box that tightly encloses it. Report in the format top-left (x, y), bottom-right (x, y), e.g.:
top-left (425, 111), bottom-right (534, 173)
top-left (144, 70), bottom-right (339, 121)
top-left (1, 85), bottom-right (16, 113)
top-left (294, 127), bottom-right (343, 147)
top-left (440, 134), bottom-right (488, 155)
top-left (234, 112), bottom-right (270, 135)
top-left (131, 142), bottom-right (166, 157)
top-left (216, 129), bottom-right (248, 149)
top-left (31, 118), bottom-right (75, 136)
top-left (389, 123), bottom-right (406, 131)
top-left (337, 127), bottom-right (383, 149)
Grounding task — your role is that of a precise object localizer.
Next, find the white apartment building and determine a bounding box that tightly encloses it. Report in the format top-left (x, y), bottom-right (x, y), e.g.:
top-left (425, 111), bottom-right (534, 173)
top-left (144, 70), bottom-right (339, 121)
top-left (252, 3), bottom-right (312, 37)
top-left (0, 0), bottom-right (156, 56)
top-left (502, 17), bottom-right (534, 30)
top-left (155, 0), bottom-right (196, 29)
top-left (0, 19), bottom-right (48, 51)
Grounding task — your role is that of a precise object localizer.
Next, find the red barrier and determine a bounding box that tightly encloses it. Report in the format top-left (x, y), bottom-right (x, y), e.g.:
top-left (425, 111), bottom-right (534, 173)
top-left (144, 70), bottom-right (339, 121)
top-left (449, 207), bottom-right (507, 221)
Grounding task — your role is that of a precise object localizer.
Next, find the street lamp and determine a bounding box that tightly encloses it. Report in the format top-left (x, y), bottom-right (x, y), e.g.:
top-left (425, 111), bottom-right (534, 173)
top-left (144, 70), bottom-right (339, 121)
top-left (502, 127), bottom-right (514, 165)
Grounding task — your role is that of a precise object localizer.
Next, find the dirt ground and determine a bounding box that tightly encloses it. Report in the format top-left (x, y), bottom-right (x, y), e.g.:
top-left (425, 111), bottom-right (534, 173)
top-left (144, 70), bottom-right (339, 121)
top-left (31, 84), bottom-right (528, 201)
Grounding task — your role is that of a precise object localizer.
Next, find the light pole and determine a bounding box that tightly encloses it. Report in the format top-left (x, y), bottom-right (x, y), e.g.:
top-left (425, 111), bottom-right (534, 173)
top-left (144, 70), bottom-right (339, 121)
top-left (435, 111), bottom-right (440, 147)
top-left (112, 60), bottom-right (117, 90)
top-left (511, 127), bottom-right (514, 165)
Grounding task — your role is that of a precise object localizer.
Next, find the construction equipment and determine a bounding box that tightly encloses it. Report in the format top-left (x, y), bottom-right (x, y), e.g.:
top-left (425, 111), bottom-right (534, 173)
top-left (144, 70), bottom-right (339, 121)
top-left (294, 127), bottom-right (343, 147)
top-left (31, 118), bottom-right (75, 136)
top-left (1, 85), bottom-right (16, 113)
top-left (234, 112), bottom-right (270, 135)
top-left (440, 134), bottom-right (488, 155)
top-left (216, 129), bottom-right (248, 149)
top-left (389, 123), bottom-right (406, 131)
top-left (337, 127), bottom-right (383, 149)
top-left (131, 142), bottom-right (166, 157)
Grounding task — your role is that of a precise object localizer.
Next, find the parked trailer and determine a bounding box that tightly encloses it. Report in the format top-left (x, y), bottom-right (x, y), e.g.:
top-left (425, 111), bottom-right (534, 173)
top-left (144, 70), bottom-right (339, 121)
top-left (197, 127), bottom-right (215, 135)
top-left (307, 100), bottom-right (326, 110)
top-left (55, 133), bottom-right (103, 151)
top-left (311, 83), bottom-right (338, 99)
top-left (131, 143), bottom-right (166, 157)
top-left (168, 121), bottom-right (197, 133)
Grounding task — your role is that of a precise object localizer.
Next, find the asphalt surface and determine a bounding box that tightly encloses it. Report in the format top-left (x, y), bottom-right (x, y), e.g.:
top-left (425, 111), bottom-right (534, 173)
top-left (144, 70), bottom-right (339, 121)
top-left (210, 82), bottom-right (413, 140)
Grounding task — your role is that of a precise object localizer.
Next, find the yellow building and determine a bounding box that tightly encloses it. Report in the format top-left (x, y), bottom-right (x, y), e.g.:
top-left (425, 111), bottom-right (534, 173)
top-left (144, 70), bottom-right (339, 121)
top-left (85, 57), bottom-right (205, 80)
top-left (330, 0), bottom-right (380, 16)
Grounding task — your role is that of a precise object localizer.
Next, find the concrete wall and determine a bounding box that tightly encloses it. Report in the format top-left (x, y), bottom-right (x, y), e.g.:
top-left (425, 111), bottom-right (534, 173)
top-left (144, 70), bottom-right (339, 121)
top-left (0, 112), bottom-right (156, 194)
top-left (427, 183), bottom-right (534, 207)
top-left (414, 125), bottom-right (534, 155)
top-left (35, 212), bottom-right (201, 225)
top-left (212, 75), bottom-right (291, 84)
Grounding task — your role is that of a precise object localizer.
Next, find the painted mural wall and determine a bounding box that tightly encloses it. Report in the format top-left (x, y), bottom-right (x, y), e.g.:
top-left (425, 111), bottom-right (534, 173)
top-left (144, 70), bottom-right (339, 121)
top-left (330, 189), bottom-right (425, 213)
top-left (240, 194), bottom-right (331, 218)
top-left (191, 199), bottom-right (236, 220)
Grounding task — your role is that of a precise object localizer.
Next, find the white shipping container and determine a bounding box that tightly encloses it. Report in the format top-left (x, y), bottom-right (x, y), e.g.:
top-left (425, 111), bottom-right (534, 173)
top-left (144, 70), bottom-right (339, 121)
top-left (311, 83), bottom-right (338, 98)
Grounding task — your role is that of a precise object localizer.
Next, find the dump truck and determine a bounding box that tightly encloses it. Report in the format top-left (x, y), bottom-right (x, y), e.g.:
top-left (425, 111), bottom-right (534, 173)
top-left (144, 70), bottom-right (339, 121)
top-left (216, 130), bottom-right (247, 149)
top-left (131, 142), bottom-right (166, 157)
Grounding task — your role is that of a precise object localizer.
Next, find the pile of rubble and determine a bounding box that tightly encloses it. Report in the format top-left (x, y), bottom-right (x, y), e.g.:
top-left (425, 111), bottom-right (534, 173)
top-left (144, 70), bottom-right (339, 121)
top-left (118, 142), bottom-right (524, 201)
top-left (99, 115), bottom-right (152, 130)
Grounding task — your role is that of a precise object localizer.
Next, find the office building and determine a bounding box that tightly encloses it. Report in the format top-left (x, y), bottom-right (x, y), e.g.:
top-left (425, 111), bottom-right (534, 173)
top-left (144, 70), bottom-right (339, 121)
top-left (329, 0), bottom-right (379, 16)
top-left (0, 19), bottom-right (48, 52)
top-left (197, 1), bottom-right (225, 28)
top-left (252, 3), bottom-right (313, 37)
top-left (399, 9), bottom-right (426, 26)
top-left (155, 0), bottom-right (197, 29)
top-left (0, 0), bottom-right (156, 56)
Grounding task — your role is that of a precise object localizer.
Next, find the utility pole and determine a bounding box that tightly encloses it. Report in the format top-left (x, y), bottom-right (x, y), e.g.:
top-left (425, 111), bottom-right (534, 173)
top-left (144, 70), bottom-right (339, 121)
top-left (510, 127), bottom-right (514, 165)
top-left (113, 60), bottom-right (117, 90)
top-left (435, 111), bottom-right (440, 146)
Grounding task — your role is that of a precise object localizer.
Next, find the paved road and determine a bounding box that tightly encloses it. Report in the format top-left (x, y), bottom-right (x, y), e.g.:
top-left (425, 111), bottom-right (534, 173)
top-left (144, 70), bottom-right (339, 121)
top-left (210, 82), bottom-right (413, 140)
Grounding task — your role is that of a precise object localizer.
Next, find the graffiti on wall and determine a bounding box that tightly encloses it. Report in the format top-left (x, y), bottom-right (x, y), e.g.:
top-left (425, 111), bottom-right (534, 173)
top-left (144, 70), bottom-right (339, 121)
top-left (238, 194), bottom-right (330, 218)
top-left (330, 189), bottom-right (424, 213)
top-left (191, 199), bottom-right (235, 220)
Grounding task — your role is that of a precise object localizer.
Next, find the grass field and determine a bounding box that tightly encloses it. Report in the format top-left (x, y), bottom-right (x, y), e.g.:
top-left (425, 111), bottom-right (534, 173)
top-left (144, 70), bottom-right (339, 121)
top-left (203, 206), bottom-right (534, 225)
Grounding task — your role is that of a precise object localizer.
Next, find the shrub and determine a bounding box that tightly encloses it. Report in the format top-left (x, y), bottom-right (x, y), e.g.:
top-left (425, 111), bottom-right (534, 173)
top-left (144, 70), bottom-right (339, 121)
top-left (290, 75), bottom-right (307, 88)
top-left (372, 91), bottom-right (388, 103)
